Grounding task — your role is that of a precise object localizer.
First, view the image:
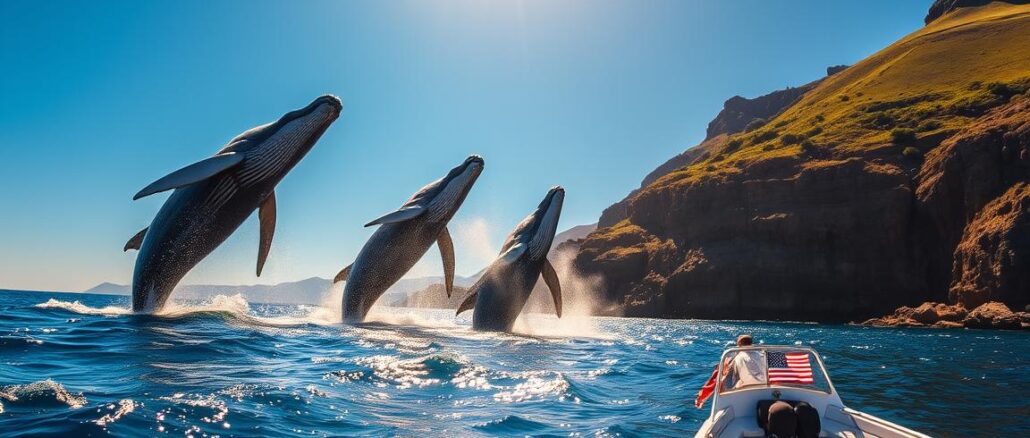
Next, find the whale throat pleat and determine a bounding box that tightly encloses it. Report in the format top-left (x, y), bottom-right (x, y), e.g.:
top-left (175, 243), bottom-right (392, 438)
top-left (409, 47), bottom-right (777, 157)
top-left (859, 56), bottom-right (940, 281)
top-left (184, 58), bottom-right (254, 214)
top-left (256, 191), bottom-right (276, 277)
top-left (133, 152), bottom-right (243, 200)
top-left (438, 227), bottom-right (455, 297)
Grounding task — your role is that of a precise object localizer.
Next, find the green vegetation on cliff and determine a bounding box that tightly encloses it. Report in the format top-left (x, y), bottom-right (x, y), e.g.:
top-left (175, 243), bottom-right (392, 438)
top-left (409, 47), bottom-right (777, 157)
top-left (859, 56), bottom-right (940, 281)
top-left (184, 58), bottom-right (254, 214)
top-left (653, 2), bottom-right (1030, 189)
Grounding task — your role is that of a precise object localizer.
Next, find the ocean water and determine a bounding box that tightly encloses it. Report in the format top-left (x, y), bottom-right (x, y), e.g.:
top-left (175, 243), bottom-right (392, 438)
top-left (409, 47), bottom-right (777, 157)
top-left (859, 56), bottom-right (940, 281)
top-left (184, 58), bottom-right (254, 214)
top-left (0, 290), bottom-right (1026, 437)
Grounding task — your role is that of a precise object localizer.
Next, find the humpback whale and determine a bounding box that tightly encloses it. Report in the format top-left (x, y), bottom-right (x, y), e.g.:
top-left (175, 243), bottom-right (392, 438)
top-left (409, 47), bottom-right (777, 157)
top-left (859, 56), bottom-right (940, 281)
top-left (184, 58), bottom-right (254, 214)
top-left (457, 186), bottom-right (565, 331)
top-left (335, 155), bottom-right (484, 322)
top-left (125, 95), bottom-right (342, 312)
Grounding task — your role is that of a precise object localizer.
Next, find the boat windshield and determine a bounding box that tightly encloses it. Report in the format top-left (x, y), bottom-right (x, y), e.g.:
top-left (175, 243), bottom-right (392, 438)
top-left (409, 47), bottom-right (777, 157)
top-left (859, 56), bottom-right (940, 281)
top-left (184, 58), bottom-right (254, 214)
top-left (717, 347), bottom-right (831, 394)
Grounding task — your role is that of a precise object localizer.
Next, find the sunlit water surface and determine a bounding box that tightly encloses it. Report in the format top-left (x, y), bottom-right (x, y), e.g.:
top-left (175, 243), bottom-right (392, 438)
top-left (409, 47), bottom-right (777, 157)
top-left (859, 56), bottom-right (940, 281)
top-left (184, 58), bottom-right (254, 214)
top-left (0, 290), bottom-right (1027, 437)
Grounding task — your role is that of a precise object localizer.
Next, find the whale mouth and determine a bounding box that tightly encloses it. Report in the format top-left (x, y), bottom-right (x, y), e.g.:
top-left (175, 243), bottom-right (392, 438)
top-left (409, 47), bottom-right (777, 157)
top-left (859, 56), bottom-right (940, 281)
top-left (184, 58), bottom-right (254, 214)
top-left (277, 95), bottom-right (343, 125)
top-left (316, 94), bottom-right (343, 113)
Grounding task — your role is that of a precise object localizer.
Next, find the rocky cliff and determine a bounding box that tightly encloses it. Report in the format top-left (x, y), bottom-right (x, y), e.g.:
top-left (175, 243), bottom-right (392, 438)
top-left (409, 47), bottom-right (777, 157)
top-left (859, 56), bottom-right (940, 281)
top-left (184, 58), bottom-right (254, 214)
top-left (925, 0), bottom-right (1029, 24)
top-left (705, 82), bottom-right (821, 141)
top-left (575, 2), bottom-right (1030, 323)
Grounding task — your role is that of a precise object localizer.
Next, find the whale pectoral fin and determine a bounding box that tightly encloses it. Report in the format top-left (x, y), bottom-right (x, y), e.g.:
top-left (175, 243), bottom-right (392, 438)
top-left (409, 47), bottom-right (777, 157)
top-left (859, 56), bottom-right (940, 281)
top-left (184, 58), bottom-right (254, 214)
top-left (133, 152), bottom-right (244, 200)
top-left (541, 258), bottom-right (562, 318)
top-left (123, 227), bottom-right (148, 252)
top-left (499, 243), bottom-right (526, 265)
top-left (333, 263), bottom-right (352, 284)
top-left (256, 191), bottom-right (276, 277)
top-left (456, 290), bottom-right (478, 316)
top-left (438, 227), bottom-right (455, 297)
top-left (364, 206), bottom-right (425, 227)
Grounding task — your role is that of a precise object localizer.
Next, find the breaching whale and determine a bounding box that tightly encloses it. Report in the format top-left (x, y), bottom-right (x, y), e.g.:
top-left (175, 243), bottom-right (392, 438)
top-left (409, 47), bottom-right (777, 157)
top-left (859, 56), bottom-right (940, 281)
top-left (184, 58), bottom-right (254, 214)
top-left (335, 155), bottom-right (484, 322)
top-left (457, 186), bottom-right (565, 331)
top-left (125, 95), bottom-right (342, 312)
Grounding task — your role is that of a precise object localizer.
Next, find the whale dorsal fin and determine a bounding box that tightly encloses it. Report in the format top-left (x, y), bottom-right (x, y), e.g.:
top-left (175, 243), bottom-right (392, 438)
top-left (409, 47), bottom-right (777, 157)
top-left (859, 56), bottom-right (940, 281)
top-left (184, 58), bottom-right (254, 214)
top-left (541, 258), bottom-right (562, 318)
top-left (456, 290), bottom-right (478, 315)
top-left (133, 152), bottom-right (244, 200)
top-left (333, 263), bottom-right (352, 284)
top-left (498, 243), bottom-right (526, 265)
top-left (364, 206), bottom-right (425, 227)
top-left (123, 227), bottom-right (148, 252)
top-left (256, 191), bottom-right (276, 276)
top-left (438, 227), bottom-right (455, 297)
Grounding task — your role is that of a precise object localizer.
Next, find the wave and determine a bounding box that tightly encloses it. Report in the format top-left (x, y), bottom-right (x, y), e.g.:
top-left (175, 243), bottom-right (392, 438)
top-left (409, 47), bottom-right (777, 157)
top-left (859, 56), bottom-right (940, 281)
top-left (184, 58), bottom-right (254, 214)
top-left (0, 379), bottom-right (87, 409)
top-left (31, 293), bottom-right (610, 344)
top-left (473, 415), bottom-right (550, 433)
top-left (34, 299), bottom-right (131, 316)
top-left (492, 372), bottom-right (571, 403)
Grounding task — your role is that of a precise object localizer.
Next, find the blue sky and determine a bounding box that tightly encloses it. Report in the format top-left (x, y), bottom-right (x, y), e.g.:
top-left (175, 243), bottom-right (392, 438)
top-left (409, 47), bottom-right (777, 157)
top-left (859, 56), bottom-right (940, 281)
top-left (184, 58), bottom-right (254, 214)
top-left (0, 1), bottom-right (927, 291)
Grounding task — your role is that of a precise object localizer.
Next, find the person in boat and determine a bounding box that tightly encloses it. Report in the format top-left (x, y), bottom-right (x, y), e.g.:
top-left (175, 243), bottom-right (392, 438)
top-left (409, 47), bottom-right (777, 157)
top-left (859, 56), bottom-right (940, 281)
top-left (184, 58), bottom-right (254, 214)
top-left (694, 334), bottom-right (766, 408)
top-left (722, 334), bottom-right (767, 389)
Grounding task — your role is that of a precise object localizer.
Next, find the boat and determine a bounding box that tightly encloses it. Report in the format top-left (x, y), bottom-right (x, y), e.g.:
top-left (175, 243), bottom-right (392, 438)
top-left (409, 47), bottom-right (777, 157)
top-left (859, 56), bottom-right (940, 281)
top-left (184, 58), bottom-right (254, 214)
top-left (695, 345), bottom-right (930, 438)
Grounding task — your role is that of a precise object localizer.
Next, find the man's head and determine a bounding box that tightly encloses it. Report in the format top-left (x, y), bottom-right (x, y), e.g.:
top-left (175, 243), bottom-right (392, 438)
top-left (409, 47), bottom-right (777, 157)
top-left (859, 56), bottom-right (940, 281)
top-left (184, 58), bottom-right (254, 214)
top-left (736, 334), bottom-right (753, 346)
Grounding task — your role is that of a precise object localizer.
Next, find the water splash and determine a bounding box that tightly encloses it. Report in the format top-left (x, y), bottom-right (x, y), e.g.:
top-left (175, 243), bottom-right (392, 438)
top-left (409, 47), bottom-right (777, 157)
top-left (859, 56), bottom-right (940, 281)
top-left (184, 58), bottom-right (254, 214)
top-left (512, 247), bottom-right (611, 338)
top-left (34, 298), bottom-right (131, 316)
top-left (156, 293), bottom-right (253, 317)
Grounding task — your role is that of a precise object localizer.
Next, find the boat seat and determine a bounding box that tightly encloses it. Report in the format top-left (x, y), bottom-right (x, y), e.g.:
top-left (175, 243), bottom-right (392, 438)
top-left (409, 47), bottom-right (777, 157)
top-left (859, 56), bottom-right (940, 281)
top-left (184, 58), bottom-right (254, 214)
top-left (756, 400), bottom-right (821, 438)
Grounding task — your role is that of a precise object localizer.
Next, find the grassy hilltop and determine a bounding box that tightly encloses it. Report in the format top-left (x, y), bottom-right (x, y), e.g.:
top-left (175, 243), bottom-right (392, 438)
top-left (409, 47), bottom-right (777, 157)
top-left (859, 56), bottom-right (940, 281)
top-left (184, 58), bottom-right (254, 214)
top-left (657, 2), bottom-right (1030, 188)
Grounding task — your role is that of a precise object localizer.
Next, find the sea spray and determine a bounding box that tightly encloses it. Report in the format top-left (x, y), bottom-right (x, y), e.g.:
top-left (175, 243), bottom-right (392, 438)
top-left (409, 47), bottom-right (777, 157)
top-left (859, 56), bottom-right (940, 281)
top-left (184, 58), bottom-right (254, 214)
top-left (511, 247), bottom-right (611, 339)
top-left (34, 298), bottom-right (132, 316)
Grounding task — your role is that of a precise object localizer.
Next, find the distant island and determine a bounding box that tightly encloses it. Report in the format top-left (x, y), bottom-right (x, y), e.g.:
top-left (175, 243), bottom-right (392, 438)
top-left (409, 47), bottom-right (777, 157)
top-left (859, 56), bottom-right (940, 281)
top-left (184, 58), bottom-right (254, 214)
top-left (83, 275), bottom-right (480, 306)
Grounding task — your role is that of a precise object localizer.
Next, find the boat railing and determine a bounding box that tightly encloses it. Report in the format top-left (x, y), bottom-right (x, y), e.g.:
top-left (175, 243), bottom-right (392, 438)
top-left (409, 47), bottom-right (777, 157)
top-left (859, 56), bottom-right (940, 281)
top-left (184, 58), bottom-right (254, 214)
top-left (710, 345), bottom-right (837, 416)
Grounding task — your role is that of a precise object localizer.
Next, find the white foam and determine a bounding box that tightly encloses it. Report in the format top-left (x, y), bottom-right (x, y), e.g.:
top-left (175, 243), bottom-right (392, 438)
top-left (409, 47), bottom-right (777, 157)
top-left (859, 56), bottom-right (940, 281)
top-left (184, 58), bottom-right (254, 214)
top-left (0, 379), bottom-right (87, 409)
top-left (34, 299), bottom-right (132, 316)
top-left (364, 306), bottom-right (460, 328)
top-left (156, 294), bottom-right (252, 318)
top-left (94, 399), bottom-right (136, 427)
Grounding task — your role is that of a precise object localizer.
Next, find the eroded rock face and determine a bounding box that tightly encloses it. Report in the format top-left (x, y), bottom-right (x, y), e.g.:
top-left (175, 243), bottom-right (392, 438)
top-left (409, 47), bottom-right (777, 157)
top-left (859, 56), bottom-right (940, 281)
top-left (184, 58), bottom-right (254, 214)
top-left (916, 96), bottom-right (1030, 305)
top-left (579, 157), bottom-right (928, 322)
top-left (950, 183), bottom-right (1030, 308)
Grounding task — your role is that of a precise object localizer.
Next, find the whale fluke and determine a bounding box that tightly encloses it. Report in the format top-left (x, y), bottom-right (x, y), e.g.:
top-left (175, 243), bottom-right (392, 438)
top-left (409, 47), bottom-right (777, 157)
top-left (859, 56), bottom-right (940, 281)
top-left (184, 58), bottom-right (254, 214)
top-left (133, 152), bottom-right (244, 200)
top-left (333, 263), bottom-right (352, 284)
top-left (438, 227), bottom-right (455, 297)
top-left (124, 227), bottom-right (148, 252)
top-left (256, 191), bottom-right (276, 277)
top-left (364, 206), bottom-right (425, 227)
top-left (541, 259), bottom-right (562, 318)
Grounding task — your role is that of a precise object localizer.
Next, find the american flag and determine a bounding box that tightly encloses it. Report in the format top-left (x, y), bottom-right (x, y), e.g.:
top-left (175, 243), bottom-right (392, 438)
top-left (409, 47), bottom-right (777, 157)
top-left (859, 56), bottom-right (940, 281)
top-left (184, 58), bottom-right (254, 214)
top-left (766, 351), bottom-right (814, 384)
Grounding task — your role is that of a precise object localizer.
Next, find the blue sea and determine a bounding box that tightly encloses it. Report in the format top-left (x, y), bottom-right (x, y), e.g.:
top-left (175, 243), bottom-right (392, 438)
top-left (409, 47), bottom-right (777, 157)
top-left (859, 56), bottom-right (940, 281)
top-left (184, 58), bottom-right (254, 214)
top-left (0, 290), bottom-right (1026, 437)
